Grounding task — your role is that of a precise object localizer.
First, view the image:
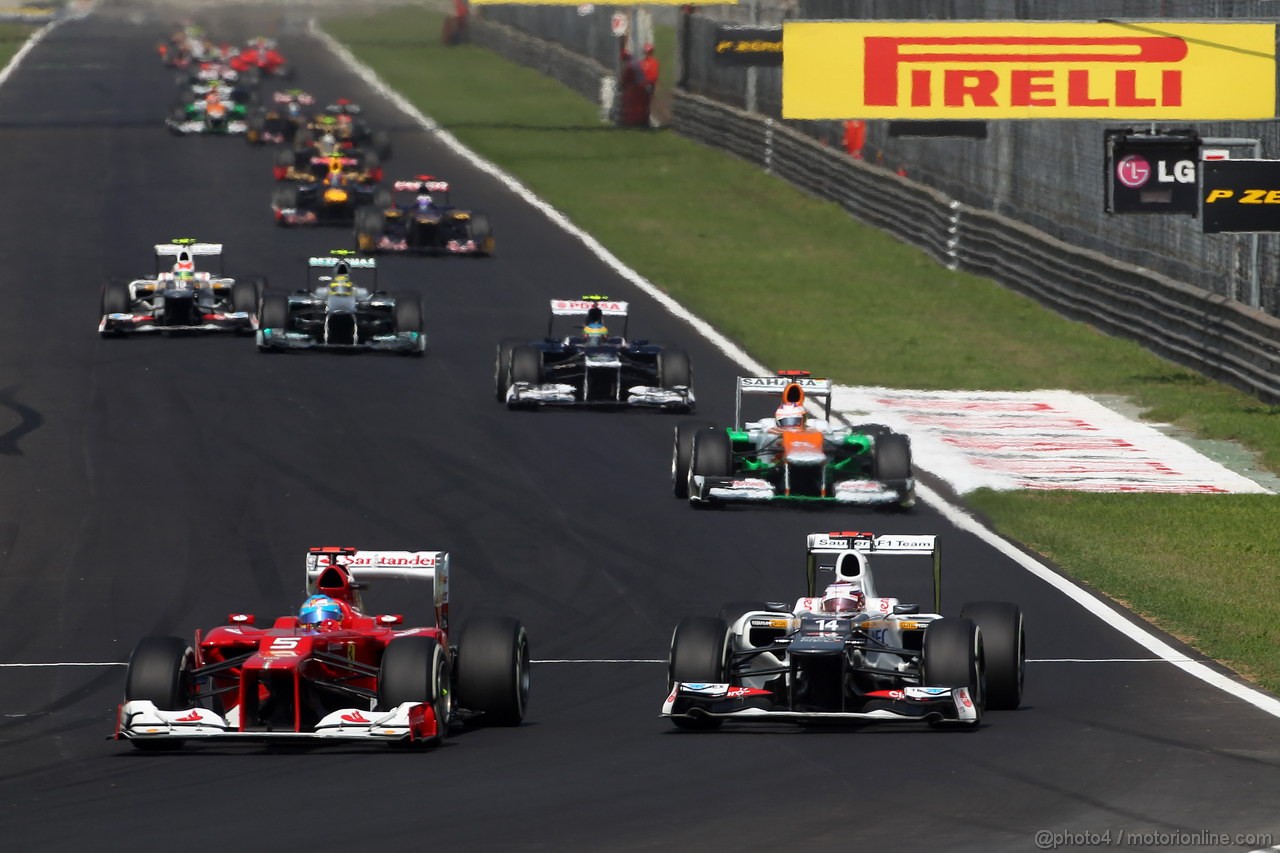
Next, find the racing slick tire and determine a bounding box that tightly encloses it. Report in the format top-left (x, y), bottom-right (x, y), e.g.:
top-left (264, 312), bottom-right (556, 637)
top-left (101, 278), bottom-right (131, 315)
top-left (125, 636), bottom-right (195, 751)
top-left (960, 602), bottom-right (1024, 711)
top-left (510, 345), bottom-right (543, 386)
top-left (246, 111), bottom-right (266, 144)
top-left (258, 292), bottom-right (290, 332)
top-left (467, 213), bottom-right (494, 256)
top-left (393, 292), bottom-right (426, 357)
top-left (657, 348), bottom-right (692, 390)
top-left (273, 147), bottom-right (296, 174)
top-left (494, 337), bottom-right (526, 402)
top-left (378, 637), bottom-right (450, 745)
top-left (689, 428), bottom-right (732, 506)
top-left (671, 421), bottom-right (715, 498)
top-left (668, 616), bottom-right (732, 730)
top-left (354, 208), bottom-right (385, 253)
top-left (455, 615), bottom-right (531, 726)
top-left (872, 433), bottom-right (912, 482)
top-left (921, 617), bottom-right (984, 728)
top-left (271, 184), bottom-right (299, 226)
top-left (231, 280), bottom-right (259, 315)
top-left (371, 129), bottom-right (392, 160)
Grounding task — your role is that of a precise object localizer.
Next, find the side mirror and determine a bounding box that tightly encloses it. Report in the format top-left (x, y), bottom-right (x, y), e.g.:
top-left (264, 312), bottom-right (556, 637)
top-left (893, 604), bottom-right (919, 616)
top-left (377, 614), bottom-right (404, 626)
top-left (228, 613), bottom-right (255, 625)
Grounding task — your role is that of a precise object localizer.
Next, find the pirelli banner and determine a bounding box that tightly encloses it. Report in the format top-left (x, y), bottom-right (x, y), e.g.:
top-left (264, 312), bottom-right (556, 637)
top-left (1202, 161), bottom-right (1280, 234)
top-left (782, 21), bottom-right (1276, 120)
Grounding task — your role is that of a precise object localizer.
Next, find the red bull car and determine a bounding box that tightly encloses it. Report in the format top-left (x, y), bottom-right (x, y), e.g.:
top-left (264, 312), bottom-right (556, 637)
top-left (672, 372), bottom-right (915, 509)
top-left (115, 547), bottom-right (530, 749)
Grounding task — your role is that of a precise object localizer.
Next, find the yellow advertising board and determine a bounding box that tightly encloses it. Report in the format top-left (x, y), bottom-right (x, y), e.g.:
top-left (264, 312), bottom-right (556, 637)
top-left (782, 21), bottom-right (1276, 120)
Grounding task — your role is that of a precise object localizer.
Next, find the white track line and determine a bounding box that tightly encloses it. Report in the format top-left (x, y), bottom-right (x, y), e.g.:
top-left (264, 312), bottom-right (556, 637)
top-left (0, 18), bottom-right (59, 88)
top-left (318, 25), bottom-right (1280, 721)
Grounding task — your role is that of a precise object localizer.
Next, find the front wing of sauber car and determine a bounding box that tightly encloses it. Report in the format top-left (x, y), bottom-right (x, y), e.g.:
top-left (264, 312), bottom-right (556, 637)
top-left (661, 682), bottom-right (978, 726)
top-left (116, 700), bottom-right (441, 745)
top-left (506, 350), bottom-right (694, 411)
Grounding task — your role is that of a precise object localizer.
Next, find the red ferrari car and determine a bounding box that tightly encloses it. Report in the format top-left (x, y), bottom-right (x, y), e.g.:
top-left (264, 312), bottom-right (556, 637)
top-left (230, 37), bottom-right (291, 80)
top-left (115, 547), bottom-right (530, 749)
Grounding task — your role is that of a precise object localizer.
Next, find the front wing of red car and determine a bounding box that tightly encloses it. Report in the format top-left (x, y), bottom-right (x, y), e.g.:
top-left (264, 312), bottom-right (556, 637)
top-left (116, 700), bottom-right (440, 745)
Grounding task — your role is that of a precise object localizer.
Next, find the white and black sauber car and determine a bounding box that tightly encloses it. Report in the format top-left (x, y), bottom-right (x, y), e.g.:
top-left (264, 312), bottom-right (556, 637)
top-left (662, 531), bottom-right (1025, 730)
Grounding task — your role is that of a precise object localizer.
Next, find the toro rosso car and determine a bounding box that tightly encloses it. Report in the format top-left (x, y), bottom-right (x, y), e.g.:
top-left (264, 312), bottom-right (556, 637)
top-left (355, 177), bottom-right (494, 256)
top-left (672, 372), bottom-right (915, 509)
top-left (257, 252), bottom-right (425, 355)
top-left (99, 240), bottom-right (262, 336)
top-left (116, 547), bottom-right (531, 749)
top-left (496, 296), bottom-right (694, 411)
top-left (663, 531), bottom-right (1025, 730)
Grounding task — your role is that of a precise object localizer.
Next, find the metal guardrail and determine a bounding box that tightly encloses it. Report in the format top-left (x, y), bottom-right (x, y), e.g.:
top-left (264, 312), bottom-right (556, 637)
top-left (673, 92), bottom-right (1280, 402)
top-left (468, 15), bottom-right (1280, 403)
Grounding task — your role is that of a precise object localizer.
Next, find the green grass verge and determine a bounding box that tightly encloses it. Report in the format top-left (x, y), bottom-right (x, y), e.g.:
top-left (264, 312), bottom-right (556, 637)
top-left (325, 5), bottom-right (1280, 693)
top-left (0, 23), bottom-right (35, 66)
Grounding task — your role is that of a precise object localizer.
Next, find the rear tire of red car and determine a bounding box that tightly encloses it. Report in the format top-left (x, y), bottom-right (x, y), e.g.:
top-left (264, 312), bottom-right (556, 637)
top-left (668, 616), bottom-right (731, 730)
top-left (456, 616), bottom-right (530, 726)
top-left (125, 636), bottom-right (195, 750)
top-left (379, 637), bottom-right (450, 744)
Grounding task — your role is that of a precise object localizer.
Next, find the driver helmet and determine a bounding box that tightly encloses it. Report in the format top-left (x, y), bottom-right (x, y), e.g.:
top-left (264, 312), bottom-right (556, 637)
top-left (298, 595), bottom-right (344, 630)
top-left (582, 307), bottom-right (608, 344)
top-left (329, 273), bottom-right (354, 297)
top-left (819, 583), bottom-right (865, 615)
top-left (774, 402), bottom-right (806, 430)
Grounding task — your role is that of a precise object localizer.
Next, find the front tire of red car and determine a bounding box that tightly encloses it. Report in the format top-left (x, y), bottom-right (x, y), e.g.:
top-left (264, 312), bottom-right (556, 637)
top-left (379, 637), bottom-right (450, 745)
top-left (455, 616), bottom-right (530, 726)
top-left (124, 636), bottom-right (195, 751)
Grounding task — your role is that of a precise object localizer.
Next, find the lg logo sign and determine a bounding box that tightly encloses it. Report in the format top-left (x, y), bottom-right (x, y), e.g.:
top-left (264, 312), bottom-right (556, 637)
top-left (1115, 154), bottom-right (1196, 188)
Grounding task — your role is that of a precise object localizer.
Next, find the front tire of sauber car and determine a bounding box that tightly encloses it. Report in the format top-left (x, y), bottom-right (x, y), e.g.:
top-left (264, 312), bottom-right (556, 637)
top-left (668, 616), bottom-right (732, 730)
top-left (960, 602), bottom-right (1024, 710)
top-left (671, 421), bottom-right (715, 498)
top-left (100, 279), bottom-right (132, 336)
top-left (124, 636), bottom-right (197, 751)
top-left (379, 637), bottom-right (451, 746)
top-left (455, 615), bottom-right (531, 727)
top-left (920, 617), bottom-right (984, 729)
top-left (688, 428), bottom-right (732, 507)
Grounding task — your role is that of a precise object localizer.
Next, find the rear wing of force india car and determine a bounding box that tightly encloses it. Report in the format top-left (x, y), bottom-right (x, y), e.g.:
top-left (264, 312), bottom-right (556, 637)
top-left (735, 372), bottom-right (831, 429)
top-left (306, 546), bottom-right (449, 632)
top-left (805, 531), bottom-right (940, 614)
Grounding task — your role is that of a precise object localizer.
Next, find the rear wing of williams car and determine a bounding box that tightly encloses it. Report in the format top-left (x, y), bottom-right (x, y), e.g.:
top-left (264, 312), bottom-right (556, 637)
top-left (735, 373), bottom-right (832, 429)
top-left (805, 531), bottom-right (940, 614)
top-left (546, 296), bottom-right (629, 338)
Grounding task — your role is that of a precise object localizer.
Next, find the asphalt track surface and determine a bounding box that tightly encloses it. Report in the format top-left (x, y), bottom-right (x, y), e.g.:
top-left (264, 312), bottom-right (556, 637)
top-left (0, 5), bottom-right (1277, 851)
